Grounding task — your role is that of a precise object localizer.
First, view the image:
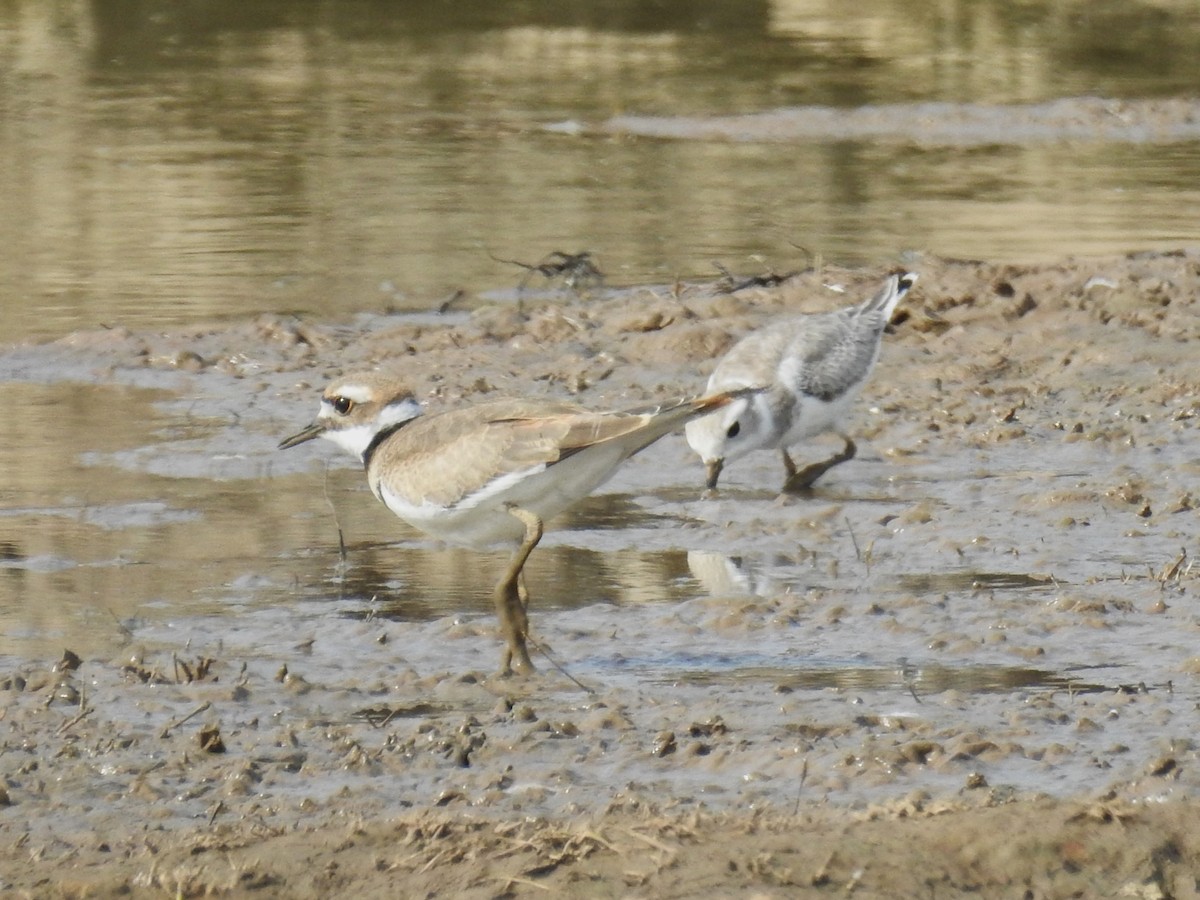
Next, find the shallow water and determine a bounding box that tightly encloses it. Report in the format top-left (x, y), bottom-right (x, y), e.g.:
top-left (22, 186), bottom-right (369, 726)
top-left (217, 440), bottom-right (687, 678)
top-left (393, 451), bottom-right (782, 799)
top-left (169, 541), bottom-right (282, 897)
top-left (3, 1), bottom-right (1200, 341)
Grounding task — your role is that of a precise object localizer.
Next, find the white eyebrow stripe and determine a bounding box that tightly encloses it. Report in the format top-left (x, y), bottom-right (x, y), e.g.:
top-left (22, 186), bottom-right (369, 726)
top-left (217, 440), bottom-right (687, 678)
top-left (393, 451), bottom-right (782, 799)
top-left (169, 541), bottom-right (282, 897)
top-left (327, 383), bottom-right (376, 404)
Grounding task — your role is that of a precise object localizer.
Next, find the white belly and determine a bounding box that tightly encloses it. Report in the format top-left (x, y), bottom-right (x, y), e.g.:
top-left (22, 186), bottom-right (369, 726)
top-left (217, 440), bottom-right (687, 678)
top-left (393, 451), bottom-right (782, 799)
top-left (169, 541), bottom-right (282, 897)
top-left (781, 387), bottom-right (861, 447)
top-left (378, 443), bottom-right (631, 549)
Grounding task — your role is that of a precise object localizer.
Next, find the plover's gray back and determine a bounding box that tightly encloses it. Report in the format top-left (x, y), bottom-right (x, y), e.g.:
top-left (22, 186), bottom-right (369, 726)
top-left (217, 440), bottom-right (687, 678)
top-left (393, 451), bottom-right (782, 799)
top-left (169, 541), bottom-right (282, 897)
top-left (778, 273), bottom-right (912, 403)
top-left (686, 272), bottom-right (916, 491)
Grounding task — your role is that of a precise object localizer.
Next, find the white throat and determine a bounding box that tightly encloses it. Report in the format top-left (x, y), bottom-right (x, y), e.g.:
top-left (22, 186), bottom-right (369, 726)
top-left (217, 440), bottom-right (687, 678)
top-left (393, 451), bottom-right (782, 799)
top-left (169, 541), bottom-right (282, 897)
top-left (321, 423), bottom-right (379, 460)
top-left (319, 397), bottom-right (423, 462)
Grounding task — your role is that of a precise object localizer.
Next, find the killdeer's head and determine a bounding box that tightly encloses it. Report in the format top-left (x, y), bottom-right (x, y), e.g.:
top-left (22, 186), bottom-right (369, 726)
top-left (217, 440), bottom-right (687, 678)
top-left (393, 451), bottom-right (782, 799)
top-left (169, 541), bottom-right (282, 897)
top-left (279, 372), bottom-right (423, 462)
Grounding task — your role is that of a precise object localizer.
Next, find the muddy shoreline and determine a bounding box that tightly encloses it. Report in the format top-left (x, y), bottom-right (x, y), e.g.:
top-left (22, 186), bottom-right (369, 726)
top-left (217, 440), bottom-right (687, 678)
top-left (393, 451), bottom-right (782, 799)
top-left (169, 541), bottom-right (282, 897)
top-left (1, 251), bottom-right (1199, 897)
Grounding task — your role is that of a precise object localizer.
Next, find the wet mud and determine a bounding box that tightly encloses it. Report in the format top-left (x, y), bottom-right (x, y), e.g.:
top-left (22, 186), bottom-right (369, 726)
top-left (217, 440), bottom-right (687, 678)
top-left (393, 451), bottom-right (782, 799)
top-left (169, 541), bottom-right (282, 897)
top-left (1, 251), bottom-right (1199, 897)
top-left (600, 97), bottom-right (1200, 146)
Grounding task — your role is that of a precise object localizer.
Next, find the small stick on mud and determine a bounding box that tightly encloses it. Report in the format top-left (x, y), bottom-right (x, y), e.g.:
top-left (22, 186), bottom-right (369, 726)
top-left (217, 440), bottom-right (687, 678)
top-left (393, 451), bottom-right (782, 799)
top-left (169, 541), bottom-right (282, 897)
top-left (435, 289), bottom-right (467, 314)
top-left (490, 249), bottom-right (603, 289)
top-left (845, 517), bottom-right (861, 563)
top-left (713, 260), bottom-right (801, 293)
top-left (417, 847), bottom-right (453, 875)
top-left (899, 659), bottom-right (923, 705)
top-left (489, 249), bottom-right (604, 311)
top-left (56, 706), bottom-right (94, 735)
top-left (622, 827), bottom-right (678, 859)
top-left (377, 706), bottom-right (404, 729)
top-left (160, 701), bottom-right (212, 739)
top-left (811, 849), bottom-right (836, 886)
top-left (792, 757), bottom-right (809, 816)
top-left (495, 876), bottom-right (552, 893)
top-left (1159, 547), bottom-right (1187, 584)
top-left (786, 242), bottom-right (820, 271)
top-left (323, 463), bottom-right (348, 568)
top-left (102, 606), bottom-right (135, 641)
top-left (527, 636), bottom-right (595, 695)
top-left (575, 828), bottom-right (617, 853)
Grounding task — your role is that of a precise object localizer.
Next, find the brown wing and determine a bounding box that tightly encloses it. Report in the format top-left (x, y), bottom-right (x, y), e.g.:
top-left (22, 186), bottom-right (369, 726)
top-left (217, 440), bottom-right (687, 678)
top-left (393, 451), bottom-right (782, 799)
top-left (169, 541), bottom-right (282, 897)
top-left (369, 394), bottom-right (735, 509)
top-left (487, 392), bottom-right (742, 471)
top-left (369, 398), bottom-right (587, 508)
top-left (550, 399), bottom-right (712, 459)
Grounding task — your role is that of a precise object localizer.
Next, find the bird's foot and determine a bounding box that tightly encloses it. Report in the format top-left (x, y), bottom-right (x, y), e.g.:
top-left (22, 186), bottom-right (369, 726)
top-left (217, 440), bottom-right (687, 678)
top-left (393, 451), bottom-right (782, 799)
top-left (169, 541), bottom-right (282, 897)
top-left (494, 587), bottom-right (536, 676)
top-left (781, 437), bottom-right (857, 494)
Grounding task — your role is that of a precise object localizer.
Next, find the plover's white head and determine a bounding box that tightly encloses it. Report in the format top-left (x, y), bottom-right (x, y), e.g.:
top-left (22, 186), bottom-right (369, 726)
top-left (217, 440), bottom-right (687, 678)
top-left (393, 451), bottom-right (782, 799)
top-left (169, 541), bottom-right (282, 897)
top-left (279, 372), bottom-right (423, 462)
top-left (684, 392), bottom-right (775, 489)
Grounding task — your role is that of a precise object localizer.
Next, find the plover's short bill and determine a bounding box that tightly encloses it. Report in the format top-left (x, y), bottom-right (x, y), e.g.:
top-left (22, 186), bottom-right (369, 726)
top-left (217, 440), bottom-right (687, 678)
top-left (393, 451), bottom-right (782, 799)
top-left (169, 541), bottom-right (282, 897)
top-left (280, 372), bottom-right (749, 675)
top-left (685, 271), bottom-right (917, 492)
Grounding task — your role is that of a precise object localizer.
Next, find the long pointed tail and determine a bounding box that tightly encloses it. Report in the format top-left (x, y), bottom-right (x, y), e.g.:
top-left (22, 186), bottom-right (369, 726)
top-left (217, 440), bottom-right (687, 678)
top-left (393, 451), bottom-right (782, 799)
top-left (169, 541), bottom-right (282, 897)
top-left (612, 387), bottom-right (758, 455)
top-left (627, 386), bottom-right (757, 430)
top-left (859, 271), bottom-right (918, 320)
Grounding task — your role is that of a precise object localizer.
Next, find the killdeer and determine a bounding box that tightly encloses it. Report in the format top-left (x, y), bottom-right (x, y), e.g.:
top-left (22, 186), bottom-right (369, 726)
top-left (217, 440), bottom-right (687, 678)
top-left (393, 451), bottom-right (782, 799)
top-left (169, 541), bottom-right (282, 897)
top-left (685, 272), bottom-right (917, 492)
top-left (280, 372), bottom-right (748, 675)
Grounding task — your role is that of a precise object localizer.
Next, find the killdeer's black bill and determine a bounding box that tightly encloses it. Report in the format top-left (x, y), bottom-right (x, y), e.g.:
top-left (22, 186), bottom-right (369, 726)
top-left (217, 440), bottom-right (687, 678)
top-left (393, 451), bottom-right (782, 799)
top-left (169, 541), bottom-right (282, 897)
top-left (278, 422), bottom-right (326, 449)
top-left (685, 272), bottom-right (916, 492)
top-left (281, 370), bottom-right (750, 675)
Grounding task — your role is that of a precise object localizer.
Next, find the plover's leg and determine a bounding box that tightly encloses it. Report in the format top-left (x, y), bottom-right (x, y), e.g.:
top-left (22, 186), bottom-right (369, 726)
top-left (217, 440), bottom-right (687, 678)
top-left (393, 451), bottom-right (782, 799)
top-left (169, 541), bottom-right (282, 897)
top-left (781, 436), bottom-right (857, 494)
top-left (781, 448), bottom-right (797, 478)
top-left (494, 505), bottom-right (543, 675)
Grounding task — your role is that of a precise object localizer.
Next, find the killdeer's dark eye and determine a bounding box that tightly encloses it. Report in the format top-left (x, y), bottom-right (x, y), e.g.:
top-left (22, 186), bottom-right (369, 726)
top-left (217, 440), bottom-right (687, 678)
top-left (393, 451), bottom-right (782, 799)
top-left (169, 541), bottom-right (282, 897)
top-left (726, 421), bottom-right (741, 438)
top-left (331, 396), bottom-right (354, 415)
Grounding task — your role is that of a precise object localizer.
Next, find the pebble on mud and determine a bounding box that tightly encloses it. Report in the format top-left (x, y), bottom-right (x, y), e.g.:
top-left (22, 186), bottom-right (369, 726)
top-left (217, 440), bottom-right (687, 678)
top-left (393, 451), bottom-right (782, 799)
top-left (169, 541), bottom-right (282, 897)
top-left (55, 649), bottom-right (83, 673)
top-left (512, 704), bottom-right (538, 723)
top-left (199, 725), bottom-right (227, 754)
top-left (653, 731), bottom-right (678, 757)
top-left (1146, 757), bottom-right (1178, 778)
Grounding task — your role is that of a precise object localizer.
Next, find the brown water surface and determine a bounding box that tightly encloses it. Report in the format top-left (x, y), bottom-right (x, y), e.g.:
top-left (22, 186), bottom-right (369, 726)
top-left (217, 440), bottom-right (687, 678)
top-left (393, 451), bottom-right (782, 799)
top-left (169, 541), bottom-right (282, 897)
top-left (2, 1), bottom-right (1200, 341)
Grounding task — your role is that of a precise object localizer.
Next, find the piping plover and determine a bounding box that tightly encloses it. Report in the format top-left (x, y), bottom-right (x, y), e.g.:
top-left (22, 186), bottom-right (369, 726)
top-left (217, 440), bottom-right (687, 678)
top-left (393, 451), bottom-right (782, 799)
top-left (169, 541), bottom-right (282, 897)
top-left (685, 272), bottom-right (917, 492)
top-left (281, 372), bottom-right (748, 675)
